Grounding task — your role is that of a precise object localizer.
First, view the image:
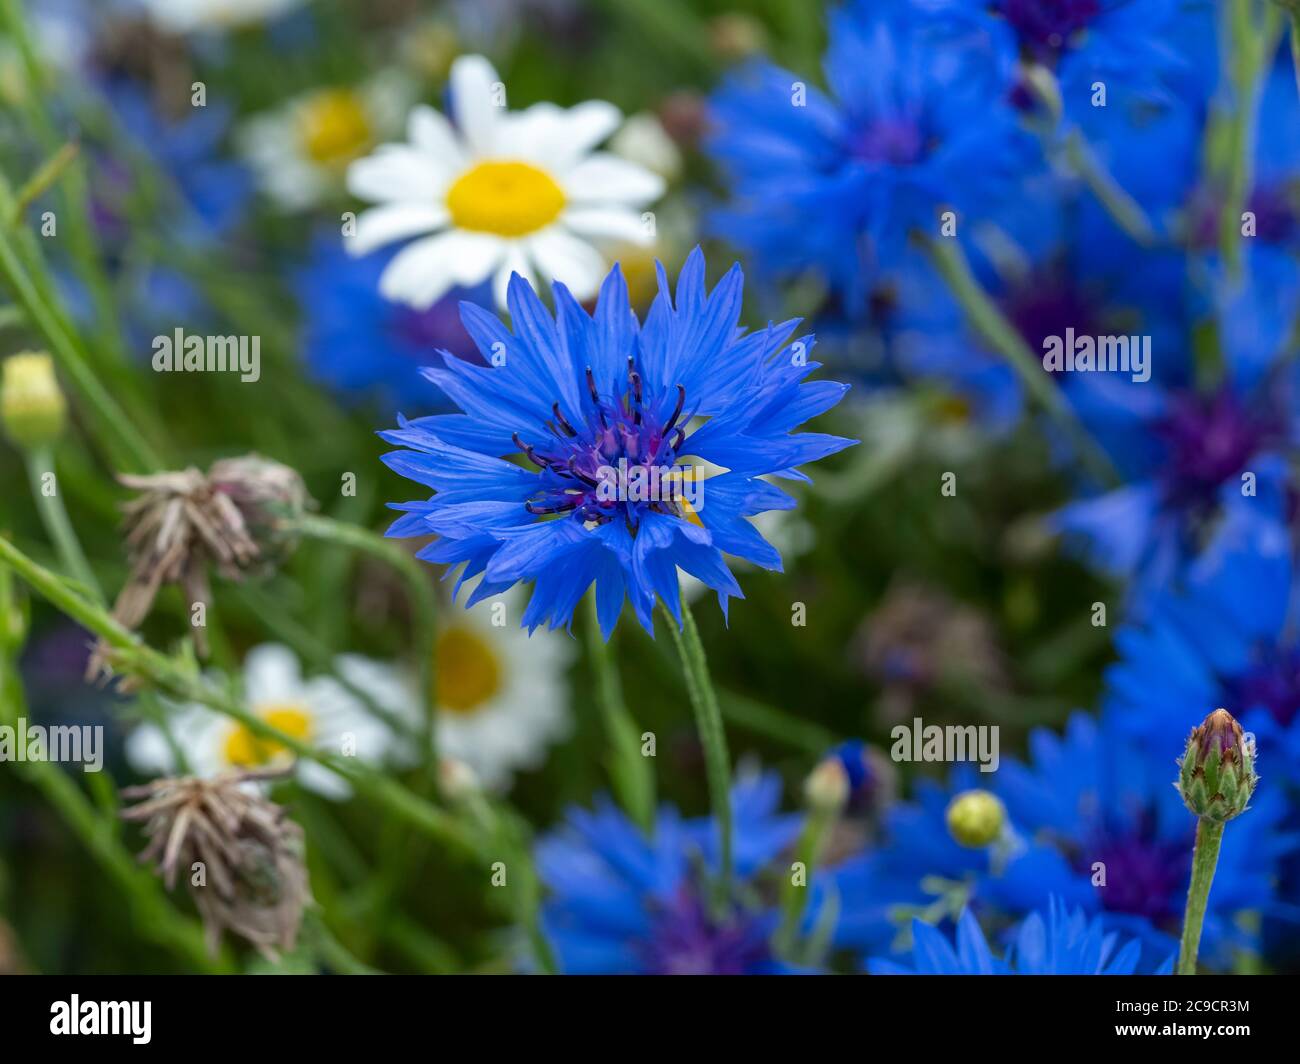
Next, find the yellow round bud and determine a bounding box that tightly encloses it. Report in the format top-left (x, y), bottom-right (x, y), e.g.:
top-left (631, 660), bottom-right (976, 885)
top-left (804, 758), bottom-right (850, 813)
top-left (945, 789), bottom-right (1007, 848)
top-left (2, 352), bottom-right (66, 448)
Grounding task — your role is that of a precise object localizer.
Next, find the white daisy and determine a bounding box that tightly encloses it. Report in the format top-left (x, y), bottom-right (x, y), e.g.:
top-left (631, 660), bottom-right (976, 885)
top-left (424, 591), bottom-right (573, 790)
top-left (126, 644), bottom-right (412, 800)
top-left (344, 53), bottom-right (665, 310)
top-left (237, 73), bottom-right (414, 211)
top-left (140, 0), bottom-right (309, 33)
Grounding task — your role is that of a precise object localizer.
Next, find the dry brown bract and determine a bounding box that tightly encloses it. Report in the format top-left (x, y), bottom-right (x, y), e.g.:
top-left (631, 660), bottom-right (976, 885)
top-left (89, 455), bottom-right (312, 680)
top-left (120, 768), bottom-right (312, 960)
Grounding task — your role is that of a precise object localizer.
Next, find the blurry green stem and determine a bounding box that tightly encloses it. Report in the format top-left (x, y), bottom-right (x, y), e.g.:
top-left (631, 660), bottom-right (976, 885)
top-left (1177, 818), bottom-right (1225, 975)
top-left (292, 514), bottom-right (438, 769)
top-left (24, 444), bottom-right (102, 603)
top-left (1292, 14), bottom-right (1300, 99)
top-left (661, 598), bottom-right (732, 898)
top-left (586, 594), bottom-right (655, 834)
top-left (1063, 130), bottom-right (1155, 246)
top-left (0, 223), bottom-right (160, 471)
top-left (0, 535), bottom-right (479, 860)
top-left (774, 803), bottom-right (837, 958)
top-left (922, 235), bottom-right (1116, 485)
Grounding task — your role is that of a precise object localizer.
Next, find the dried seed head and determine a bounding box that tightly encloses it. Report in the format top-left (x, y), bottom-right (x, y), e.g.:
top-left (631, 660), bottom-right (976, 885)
top-left (89, 455), bottom-right (313, 679)
top-left (120, 768), bottom-right (311, 960)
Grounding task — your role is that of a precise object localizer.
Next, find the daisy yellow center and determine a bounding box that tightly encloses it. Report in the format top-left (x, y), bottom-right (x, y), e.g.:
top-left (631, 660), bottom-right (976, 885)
top-left (299, 89), bottom-right (373, 167)
top-left (223, 704), bottom-right (314, 768)
top-left (445, 161), bottom-right (565, 237)
top-left (435, 628), bottom-right (502, 714)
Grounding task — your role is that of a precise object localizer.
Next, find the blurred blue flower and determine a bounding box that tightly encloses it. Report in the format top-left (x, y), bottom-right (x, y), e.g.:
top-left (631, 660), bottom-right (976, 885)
top-left (870, 897), bottom-right (1172, 975)
top-left (535, 772), bottom-right (806, 974)
top-left (835, 713), bottom-right (1293, 970)
top-left (296, 235), bottom-right (488, 408)
top-left (705, 0), bottom-right (1033, 314)
top-left (380, 248), bottom-right (856, 637)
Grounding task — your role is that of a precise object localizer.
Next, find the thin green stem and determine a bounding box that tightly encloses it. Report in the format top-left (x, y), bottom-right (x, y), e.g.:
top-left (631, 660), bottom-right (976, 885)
top-left (1063, 130), bottom-right (1156, 246)
top-left (921, 235), bottom-right (1117, 486)
top-left (774, 804), bottom-right (836, 958)
top-left (292, 514), bottom-right (439, 770)
top-left (1177, 818), bottom-right (1225, 975)
top-left (660, 598), bottom-right (732, 897)
top-left (586, 593), bottom-right (655, 834)
top-left (24, 444), bottom-right (102, 603)
top-left (0, 534), bottom-right (480, 862)
top-left (1292, 14), bottom-right (1300, 101)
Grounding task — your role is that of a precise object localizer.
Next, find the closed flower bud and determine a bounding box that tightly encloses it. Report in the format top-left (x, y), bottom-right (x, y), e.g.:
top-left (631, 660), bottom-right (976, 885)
top-left (1176, 708), bottom-right (1258, 823)
top-left (804, 757), bottom-right (850, 813)
top-left (946, 789), bottom-right (1006, 848)
top-left (2, 352), bottom-right (66, 448)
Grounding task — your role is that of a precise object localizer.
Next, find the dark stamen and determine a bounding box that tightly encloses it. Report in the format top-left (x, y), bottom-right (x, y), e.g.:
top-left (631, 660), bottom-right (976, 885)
top-left (525, 499), bottom-right (579, 515)
top-left (553, 402), bottom-right (578, 437)
top-left (663, 384), bottom-right (686, 435)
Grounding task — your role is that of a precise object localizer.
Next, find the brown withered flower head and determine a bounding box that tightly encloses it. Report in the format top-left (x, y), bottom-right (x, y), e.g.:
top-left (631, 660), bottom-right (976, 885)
top-left (89, 454), bottom-right (312, 679)
top-left (120, 768), bottom-right (312, 960)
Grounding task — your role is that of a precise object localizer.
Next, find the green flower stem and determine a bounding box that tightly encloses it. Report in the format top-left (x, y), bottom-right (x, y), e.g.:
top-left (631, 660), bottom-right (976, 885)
top-left (24, 444), bottom-right (103, 604)
top-left (1177, 818), bottom-right (1225, 975)
top-left (0, 220), bottom-right (161, 472)
top-left (1062, 130), bottom-right (1156, 246)
top-left (586, 594), bottom-right (656, 835)
top-left (0, 534), bottom-right (480, 862)
top-left (774, 803), bottom-right (836, 959)
top-left (0, 568), bottom-right (221, 971)
top-left (921, 235), bottom-right (1117, 486)
top-left (661, 598), bottom-right (733, 898)
top-left (1215, 0), bottom-right (1280, 276)
top-left (292, 514), bottom-right (439, 771)
top-left (1292, 13), bottom-right (1300, 100)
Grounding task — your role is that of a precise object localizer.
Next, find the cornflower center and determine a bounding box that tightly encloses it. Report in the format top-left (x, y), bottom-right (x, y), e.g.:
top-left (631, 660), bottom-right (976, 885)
top-left (446, 161), bottom-right (566, 237)
top-left (1153, 388), bottom-right (1274, 510)
top-left (518, 359), bottom-right (698, 529)
top-left (1225, 645), bottom-right (1300, 729)
top-left (1087, 827), bottom-right (1186, 922)
top-left (1001, 0), bottom-right (1103, 59)
top-left (641, 887), bottom-right (773, 975)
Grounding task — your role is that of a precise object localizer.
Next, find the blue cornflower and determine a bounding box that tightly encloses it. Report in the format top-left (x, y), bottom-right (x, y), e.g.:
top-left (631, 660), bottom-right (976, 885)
top-left (834, 714), bottom-right (1292, 970)
top-left (380, 248), bottom-right (856, 637)
top-left (931, 0), bottom-right (1188, 113)
top-left (534, 772), bottom-right (806, 974)
top-left (706, 1), bottom-right (1033, 312)
top-left (296, 235), bottom-right (488, 408)
top-left (869, 898), bottom-right (1171, 975)
top-left (1104, 507), bottom-right (1300, 793)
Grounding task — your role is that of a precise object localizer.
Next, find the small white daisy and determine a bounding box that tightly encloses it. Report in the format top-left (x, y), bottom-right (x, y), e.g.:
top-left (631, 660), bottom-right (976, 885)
top-left (424, 591), bottom-right (573, 790)
top-left (237, 73), bottom-right (414, 211)
top-left (140, 0), bottom-right (309, 34)
top-left (126, 644), bottom-right (411, 800)
top-left (345, 53), bottom-right (665, 310)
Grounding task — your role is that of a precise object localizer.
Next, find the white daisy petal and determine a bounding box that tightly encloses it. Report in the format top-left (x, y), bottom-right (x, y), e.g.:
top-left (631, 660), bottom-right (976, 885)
top-left (561, 205), bottom-right (655, 245)
top-left (551, 100), bottom-right (623, 168)
top-left (562, 152), bottom-right (666, 205)
top-left (407, 103), bottom-right (465, 168)
top-left (450, 54), bottom-right (503, 157)
top-left (347, 145), bottom-right (448, 203)
top-left (526, 227), bottom-right (608, 299)
top-left (380, 230), bottom-right (505, 308)
top-left (492, 245), bottom-right (534, 310)
top-left (242, 644), bottom-right (303, 706)
top-left (348, 202), bottom-right (449, 256)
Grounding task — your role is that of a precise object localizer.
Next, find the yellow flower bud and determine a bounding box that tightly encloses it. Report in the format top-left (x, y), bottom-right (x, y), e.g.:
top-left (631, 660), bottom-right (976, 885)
top-left (2, 352), bottom-right (66, 448)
